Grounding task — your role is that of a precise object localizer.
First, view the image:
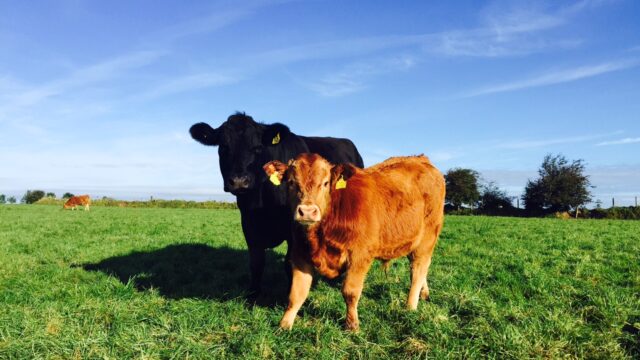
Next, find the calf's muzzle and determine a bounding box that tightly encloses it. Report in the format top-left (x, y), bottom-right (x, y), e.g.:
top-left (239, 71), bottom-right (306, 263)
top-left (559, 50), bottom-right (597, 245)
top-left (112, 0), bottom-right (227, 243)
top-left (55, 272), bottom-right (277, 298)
top-left (295, 204), bottom-right (321, 223)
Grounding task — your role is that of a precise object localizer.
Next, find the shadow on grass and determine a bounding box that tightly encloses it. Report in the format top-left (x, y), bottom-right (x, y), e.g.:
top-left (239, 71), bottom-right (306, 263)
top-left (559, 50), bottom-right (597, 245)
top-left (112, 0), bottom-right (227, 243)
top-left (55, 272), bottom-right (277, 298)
top-left (79, 244), bottom-right (288, 307)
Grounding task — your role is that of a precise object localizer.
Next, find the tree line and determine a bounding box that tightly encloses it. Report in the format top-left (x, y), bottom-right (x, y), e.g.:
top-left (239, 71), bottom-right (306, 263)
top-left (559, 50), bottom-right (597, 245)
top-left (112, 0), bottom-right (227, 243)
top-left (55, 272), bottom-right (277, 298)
top-left (0, 191), bottom-right (74, 205)
top-left (444, 153), bottom-right (621, 218)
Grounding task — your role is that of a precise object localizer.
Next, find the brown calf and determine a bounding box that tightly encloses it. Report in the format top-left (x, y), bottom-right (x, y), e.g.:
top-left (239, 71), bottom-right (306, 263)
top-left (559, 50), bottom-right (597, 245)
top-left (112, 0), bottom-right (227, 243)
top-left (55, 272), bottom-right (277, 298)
top-left (63, 195), bottom-right (91, 211)
top-left (264, 153), bottom-right (445, 330)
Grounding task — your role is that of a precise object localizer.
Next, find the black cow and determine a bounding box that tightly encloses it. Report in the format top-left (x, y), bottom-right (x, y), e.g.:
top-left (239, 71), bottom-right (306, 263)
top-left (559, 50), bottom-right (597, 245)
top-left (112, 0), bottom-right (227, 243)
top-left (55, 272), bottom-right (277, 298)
top-left (190, 112), bottom-right (364, 296)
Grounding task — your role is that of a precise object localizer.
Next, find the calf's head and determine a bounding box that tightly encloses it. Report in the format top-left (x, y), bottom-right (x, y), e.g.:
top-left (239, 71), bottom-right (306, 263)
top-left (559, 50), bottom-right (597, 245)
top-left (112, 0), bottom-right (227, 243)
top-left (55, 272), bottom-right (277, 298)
top-left (263, 153), bottom-right (356, 225)
top-left (190, 112), bottom-right (299, 196)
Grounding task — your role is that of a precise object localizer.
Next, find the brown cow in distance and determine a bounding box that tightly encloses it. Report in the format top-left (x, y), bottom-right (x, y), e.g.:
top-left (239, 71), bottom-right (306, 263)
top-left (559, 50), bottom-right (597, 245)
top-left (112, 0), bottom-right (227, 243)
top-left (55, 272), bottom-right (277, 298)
top-left (63, 195), bottom-right (91, 211)
top-left (264, 153), bottom-right (445, 330)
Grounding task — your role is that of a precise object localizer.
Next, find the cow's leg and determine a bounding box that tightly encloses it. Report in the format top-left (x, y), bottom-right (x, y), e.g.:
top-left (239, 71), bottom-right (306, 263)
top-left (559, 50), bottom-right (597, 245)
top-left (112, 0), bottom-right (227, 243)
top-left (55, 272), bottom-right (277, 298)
top-left (248, 247), bottom-right (266, 297)
top-left (280, 260), bottom-right (313, 330)
top-left (342, 257), bottom-right (373, 331)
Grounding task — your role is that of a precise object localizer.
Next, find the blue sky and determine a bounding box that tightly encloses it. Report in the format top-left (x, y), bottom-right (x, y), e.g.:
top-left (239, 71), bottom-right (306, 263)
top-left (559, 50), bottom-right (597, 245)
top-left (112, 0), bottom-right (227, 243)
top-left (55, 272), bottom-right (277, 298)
top-left (1, 0), bottom-right (639, 205)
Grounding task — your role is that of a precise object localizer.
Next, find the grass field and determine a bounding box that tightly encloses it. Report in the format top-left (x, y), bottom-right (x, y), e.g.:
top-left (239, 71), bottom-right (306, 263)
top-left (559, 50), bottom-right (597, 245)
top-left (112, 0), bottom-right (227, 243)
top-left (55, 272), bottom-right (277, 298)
top-left (1, 205), bottom-right (638, 359)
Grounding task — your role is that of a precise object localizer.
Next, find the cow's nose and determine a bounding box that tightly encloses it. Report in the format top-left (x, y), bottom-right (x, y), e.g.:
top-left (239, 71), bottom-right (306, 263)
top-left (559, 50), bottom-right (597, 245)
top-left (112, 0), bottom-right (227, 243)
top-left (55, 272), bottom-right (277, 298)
top-left (230, 175), bottom-right (250, 190)
top-left (295, 204), bottom-right (321, 223)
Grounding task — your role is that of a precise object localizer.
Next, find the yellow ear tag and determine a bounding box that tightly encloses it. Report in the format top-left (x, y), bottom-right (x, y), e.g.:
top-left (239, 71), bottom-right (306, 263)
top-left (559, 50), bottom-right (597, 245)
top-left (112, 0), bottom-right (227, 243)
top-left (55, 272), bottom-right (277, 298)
top-left (269, 172), bottom-right (281, 186)
top-left (272, 132), bottom-right (280, 145)
top-left (335, 175), bottom-right (347, 190)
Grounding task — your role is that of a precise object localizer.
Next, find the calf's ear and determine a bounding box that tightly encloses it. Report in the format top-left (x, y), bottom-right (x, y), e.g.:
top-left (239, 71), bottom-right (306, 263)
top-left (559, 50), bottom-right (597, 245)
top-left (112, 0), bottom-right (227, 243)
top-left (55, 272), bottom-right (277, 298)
top-left (331, 163), bottom-right (357, 189)
top-left (190, 123), bottom-right (220, 146)
top-left (263, 161), bottom-right (289, 186)
top-left (263, 123), bottom-right (291, 146)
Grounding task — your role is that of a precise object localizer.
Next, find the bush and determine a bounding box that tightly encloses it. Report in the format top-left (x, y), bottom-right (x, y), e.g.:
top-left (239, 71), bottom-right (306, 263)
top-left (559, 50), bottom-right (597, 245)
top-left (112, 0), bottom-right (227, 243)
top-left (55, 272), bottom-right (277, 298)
top-left (0, 194), bottom-right (5, 204)
top-left (62, 193), bottom-right (74, 199)
top-left (477, 182), bottom-right (515, 216)
top-left (35, 197), bottom-right (64, 206)
top-left (7, 196), bottom-right (16, 204)
top-left (576, 207), bottom-right (640, 220)
top-left (22, 190), bottom-right (45, 204)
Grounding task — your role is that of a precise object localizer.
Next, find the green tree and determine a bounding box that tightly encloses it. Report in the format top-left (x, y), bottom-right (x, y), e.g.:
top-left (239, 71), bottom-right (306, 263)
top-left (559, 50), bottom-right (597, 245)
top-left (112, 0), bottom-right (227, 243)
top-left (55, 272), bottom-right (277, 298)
top-left (22, 190), bottom-right (45, 204)
top-left (46, 192), bottom-right (56, 198)
top-left (522, 154), bottom-right (592, 214)
top-left (477, 182), bottom-right (514, 214)
top-left (445, 168), bottom-right (480, 210)
top-left (0, 194), bottom-right (5, 204)
top-left (7, 196), bottom-right (16, 204)
top-left (63, 192), bottom-right (74, 199)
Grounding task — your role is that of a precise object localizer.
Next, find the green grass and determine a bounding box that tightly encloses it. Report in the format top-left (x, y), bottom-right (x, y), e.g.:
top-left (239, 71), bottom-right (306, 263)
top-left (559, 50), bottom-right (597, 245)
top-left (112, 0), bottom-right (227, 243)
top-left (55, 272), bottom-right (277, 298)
top-left (1, 205), bottom-right (638, 359)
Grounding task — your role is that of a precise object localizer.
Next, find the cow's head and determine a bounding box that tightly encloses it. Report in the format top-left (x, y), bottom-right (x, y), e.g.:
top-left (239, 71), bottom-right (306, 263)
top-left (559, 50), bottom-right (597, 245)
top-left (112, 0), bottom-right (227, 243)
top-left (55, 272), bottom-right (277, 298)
top-left (190, 112), bottom-right (302, 196)
top-left (263, 153), bottom-right (356, 225)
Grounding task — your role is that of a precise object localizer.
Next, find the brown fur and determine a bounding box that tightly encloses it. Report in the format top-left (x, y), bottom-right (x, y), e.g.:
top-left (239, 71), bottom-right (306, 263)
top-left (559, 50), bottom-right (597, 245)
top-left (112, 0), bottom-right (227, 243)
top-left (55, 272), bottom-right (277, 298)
top-left (63, 195), bottom-right (91, 211)
top-left (263, 154), bottom-right (445, 330)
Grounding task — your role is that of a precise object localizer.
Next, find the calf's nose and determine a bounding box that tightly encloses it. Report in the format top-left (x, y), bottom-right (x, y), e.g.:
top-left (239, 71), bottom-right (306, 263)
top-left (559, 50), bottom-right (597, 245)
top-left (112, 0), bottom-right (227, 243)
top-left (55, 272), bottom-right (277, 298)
top-left (295, 204), bottom-right (321, 222)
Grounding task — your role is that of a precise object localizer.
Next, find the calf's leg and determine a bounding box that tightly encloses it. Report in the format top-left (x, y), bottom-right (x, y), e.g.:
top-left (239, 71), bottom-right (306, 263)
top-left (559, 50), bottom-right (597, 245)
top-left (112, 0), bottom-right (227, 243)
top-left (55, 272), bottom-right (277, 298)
top-left (283, 244), bottom-right (293, 290)
top-left (342, 258), bottom-right (373, 331)
top-left (280, 261), bottom-right (313, 330)
top-left (407, 233), bottom-right (438, 309)
top-left (407, 252), bottom-right (432, 310)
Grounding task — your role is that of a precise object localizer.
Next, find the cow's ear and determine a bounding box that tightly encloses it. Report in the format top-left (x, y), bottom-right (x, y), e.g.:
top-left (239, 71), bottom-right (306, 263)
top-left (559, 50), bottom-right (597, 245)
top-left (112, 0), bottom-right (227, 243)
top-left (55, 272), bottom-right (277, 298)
top-left (331, 163), bottom-right (357, 190)
top-left (263, 123), bottom-right (291, 146)
top-left (263, 160), bottom-right (288, 186)
top-left (190, 123), bottom-right (220, 146)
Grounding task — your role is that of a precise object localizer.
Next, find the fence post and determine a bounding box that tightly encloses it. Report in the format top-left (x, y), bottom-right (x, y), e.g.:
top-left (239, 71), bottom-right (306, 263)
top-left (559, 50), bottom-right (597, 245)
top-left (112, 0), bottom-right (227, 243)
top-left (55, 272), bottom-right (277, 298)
top-left (612, 197), bottom-right (615, 208)
top-left (636, 196), bottom-right (638, 207)
top-left (516, 198), bottom-right (520, 209)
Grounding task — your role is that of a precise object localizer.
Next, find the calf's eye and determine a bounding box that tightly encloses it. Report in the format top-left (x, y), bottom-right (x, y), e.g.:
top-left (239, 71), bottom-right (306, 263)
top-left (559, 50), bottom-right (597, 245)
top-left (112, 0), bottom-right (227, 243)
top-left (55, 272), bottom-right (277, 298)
top-left (323, 181), bottom-right (329, 187)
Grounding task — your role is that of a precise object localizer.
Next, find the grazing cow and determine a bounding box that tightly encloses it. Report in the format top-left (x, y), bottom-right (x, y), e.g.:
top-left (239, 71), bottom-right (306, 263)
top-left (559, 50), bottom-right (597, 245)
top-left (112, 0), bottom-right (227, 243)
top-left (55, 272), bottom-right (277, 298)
top-left (263, 153), bottom-right (445, 330)
top-left (190, 112), bottom-right (364, 296)
top-left (63, 195), bottom-right (91, 211)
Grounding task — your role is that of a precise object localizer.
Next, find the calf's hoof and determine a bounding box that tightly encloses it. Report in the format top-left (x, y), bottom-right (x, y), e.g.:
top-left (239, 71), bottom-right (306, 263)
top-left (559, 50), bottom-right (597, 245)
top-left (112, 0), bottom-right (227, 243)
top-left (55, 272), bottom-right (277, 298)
top-left (279, 318), bottom-right (294, 330)
top-left (344, 319), bottom-right (360, 332)
top-left (420, 288), bottom-right (430, 301)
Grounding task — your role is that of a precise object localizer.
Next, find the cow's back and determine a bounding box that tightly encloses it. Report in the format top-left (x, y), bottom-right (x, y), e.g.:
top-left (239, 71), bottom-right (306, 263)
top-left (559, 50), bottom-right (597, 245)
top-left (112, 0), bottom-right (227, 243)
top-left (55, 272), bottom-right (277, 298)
top-left (64, 195), bottom-right (91, 207)
top-left (302, 136), bottom-right (364, 168)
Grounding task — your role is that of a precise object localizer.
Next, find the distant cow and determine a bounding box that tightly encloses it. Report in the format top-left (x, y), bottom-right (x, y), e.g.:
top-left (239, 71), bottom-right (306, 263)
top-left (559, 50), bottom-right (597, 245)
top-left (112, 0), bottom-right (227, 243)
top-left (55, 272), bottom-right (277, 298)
top-left (63, 195), bottom-right (91, 211)
top-left (264, 154), bottom-right (445, 330)
top-left (190, 112), bottom-right (364, 296)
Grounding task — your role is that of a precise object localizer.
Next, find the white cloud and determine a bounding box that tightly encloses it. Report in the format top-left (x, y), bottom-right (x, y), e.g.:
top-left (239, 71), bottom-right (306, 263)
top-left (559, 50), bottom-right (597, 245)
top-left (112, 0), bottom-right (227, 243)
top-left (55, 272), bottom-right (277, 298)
top-left (133, 72), bottom-right (239, 101)
top-left (496, 132), bottom-right (623, 149)
top-left (0, 130), bottom-right (225, 197)
top-left (427, 1), bottom-right (591, 58)
top-left (596, 137), bottom-right (640, 146)
top-left (0, 50), bottom-right (164, 117)
top-left (464, 59), bottom-right (639, 97)
top-left (301, 56), bottom-right (416, 97)
top-left (144, 0), bottom-right (293, 44)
